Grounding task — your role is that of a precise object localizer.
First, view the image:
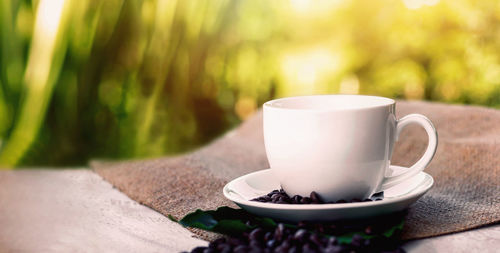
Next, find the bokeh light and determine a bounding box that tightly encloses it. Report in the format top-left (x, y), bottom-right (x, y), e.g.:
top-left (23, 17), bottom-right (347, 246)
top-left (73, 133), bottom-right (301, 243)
top-left (0, 0), bottom-right (499, 167)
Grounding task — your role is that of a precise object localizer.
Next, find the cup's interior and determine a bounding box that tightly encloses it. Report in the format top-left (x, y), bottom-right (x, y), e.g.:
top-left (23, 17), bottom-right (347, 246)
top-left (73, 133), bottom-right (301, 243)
top-left (264, 95), bottom-right (394, 110)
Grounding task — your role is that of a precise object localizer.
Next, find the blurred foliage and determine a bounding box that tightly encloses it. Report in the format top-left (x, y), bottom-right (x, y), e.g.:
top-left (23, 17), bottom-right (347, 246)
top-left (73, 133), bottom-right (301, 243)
top-left (0, 0), bottom-right (499, 168)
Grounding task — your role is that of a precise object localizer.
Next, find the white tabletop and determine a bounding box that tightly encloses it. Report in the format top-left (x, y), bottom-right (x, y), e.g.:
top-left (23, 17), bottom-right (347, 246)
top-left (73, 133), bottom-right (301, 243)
top-left (0, 169), bottom-right (497, 252)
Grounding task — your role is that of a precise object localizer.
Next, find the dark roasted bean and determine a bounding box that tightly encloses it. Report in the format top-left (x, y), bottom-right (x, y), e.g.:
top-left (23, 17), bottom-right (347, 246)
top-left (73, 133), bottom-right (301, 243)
top-left (293, 229), bottom-right (308, 241)
top-left (264, 231), bottom-right (273, 241)
top-left (310, 191), bottom-right (322, 203)
top-left (327, 236), bottom-right (338, 246)
top-left (309, 233), bottom-right (322, 246)
top-left (251, 189), bottom-right (384, 204)
top-left (233, 245), bottom-right (249, 253)
top-left (277, 240), bottom-right (291, 251)
top-left (268, 190), bottom-right (280, 196)
top-left (351, 234), bottom-right (364, 247)
top-left (186, 204), bottom-right (408, 253)
top-left (292, 195), bottom-right (302, 203)
top-left (202, 248), bottom-right (215, 253)
top-left (302, 243), bottom-right (317, 253)
top-left (217, 243), bottom-right (231, 253)
top-left (190, 246), bottom-right (207, 253)
top-left (300, 197), bottom-right (312, 204)
top-left (274, 223), bottom-right (285, 241)
top-left (266, 239), bottom-right (277, 248)
top-left (248, 248), bottom-right (262, 253)
top-left (324, 245), bottom-right (343, 253)
top-left (273, 245), bottom-right (287, 253)
top-left (249, 239), bottom-right (262, 249)
top-left (209, 237), bottom-right (224, 248)
top-left (249, 228), bottom-right (264, 241)
top-left (228, 237), bottom-right (244, 246)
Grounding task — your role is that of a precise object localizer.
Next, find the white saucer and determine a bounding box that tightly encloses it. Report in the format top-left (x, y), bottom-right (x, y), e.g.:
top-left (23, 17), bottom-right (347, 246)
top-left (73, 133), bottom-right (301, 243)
top-left (223, 166), bottom-right (433, 222)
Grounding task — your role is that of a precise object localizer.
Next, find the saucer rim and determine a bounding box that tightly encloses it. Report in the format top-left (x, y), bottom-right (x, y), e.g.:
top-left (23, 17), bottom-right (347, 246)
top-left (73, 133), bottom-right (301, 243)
top-left (223, 168), bottom-right (433, 211)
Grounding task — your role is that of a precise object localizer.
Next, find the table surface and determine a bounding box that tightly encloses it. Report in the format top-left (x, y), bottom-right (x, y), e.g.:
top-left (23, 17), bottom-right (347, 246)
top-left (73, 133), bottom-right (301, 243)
top-left (0, 169), bottom-right (498, 253)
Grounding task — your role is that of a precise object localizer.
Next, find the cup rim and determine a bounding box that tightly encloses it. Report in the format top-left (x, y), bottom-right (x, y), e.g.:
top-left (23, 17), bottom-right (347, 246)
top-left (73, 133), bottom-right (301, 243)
top-left (263, 94), bottom-right (395, 112)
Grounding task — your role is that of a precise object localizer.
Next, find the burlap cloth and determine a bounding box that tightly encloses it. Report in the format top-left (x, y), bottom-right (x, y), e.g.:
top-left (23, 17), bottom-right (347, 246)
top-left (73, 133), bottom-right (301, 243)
top-left (92, 101), bottom-right (500, 240)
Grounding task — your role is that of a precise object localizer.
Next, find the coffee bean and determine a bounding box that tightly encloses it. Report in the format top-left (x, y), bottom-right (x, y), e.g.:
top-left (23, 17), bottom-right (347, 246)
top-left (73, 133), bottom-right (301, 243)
top-left (274, 223), bottom-right (285, 241)
top-left (202, 248), bottom-right (215, 253)
top-left (228, 237), bottom-right (244, 246)
top-left (273, 245), bottom-right (288, 253)
top-left (300, 197), bottom-right (312, 204)
top-left (351, 234), bottom-right (364, 247)
top-left (190, 246), bottom-right (207, 253)
top-left (252, 189), bottom-right (385, 205)
top-left (271, 194), bottom-right (280, 201)
top-left (310, 191), bottom-right (322, 203)
top-left (309, 233), bottom-right (323, 246)
top-left (209, 237), bottom-right (225, 248)
top-left (266, 239), bottom-right (277, 248)
top-left (292, 195), bottom-right (302, 203)
top-left (233, 245), bottom-right (248, 253)
top-left (327, 236), bottom-right (338, 246)
top-left (249, 239), bottom-right (261, 249)
top-left (324, 245), bottom-right (343, 253)
top-left (302, 243), bottom-right (317, 253)
top-left (293, 229), bottom-right (308, 241)
top-left (264, 231), bottom-right (273, 241)
top-left (267, 190), bottom-right (279, 197)
top-left (217, 244), bottom-right (231, 253)
top-left (249, 228), bottom-right (264, 241)
top-left (187, 208), bottom-right (406, 253)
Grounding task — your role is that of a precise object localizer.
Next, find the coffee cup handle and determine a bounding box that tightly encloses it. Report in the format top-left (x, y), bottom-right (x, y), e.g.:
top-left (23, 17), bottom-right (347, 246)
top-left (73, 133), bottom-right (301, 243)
top-left (379, 114), bottom-right (438, 191)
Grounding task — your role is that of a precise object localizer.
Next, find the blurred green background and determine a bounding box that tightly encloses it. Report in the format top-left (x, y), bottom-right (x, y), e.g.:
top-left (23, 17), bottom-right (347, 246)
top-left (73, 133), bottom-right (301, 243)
top-left (1, 0), bottom-right (499, 168)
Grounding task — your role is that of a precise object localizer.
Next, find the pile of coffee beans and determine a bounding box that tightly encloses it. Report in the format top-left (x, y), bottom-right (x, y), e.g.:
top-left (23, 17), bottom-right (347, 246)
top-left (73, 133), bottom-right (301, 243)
top-left (251, 189), bottom-right (383, 204)
top-left (185, 223), bottom-right (405, 253)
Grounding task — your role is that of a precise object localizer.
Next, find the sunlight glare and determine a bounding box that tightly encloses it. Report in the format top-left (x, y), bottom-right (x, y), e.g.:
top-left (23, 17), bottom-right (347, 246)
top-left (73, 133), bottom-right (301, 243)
top-left (403, 0), bottom-right (439, 10)
top-left (281, 48), bottom-right (339, 95)
top-left (339, 75), bottom-right (360, 94)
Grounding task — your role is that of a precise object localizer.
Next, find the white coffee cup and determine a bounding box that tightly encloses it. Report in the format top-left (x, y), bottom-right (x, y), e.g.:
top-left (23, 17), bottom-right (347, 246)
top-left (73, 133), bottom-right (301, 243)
top-left (263, 95), bottom-right (437, 202)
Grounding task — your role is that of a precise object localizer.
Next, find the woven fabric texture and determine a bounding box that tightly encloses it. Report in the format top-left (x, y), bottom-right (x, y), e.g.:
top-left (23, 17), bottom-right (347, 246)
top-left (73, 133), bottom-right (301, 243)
top-left (92, 101), bottom-right (500, 240)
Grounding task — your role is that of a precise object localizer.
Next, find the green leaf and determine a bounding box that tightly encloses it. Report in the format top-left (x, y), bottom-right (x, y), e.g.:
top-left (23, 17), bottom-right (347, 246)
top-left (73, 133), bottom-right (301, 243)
top-left (178, 206), bottom-right (274, 236)
top-left (383, 218), bottom-right (404, 237)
